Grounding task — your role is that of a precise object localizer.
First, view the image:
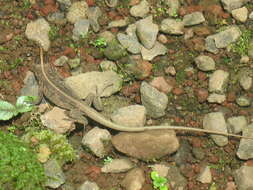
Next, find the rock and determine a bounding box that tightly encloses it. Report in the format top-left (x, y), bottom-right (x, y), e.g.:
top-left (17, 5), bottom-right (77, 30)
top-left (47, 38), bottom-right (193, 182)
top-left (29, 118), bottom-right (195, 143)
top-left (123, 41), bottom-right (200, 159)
top-left (136, 16), bottom-right (158, 49)
top-left (121, 168), bottom-right (145, 190)
top-left (68, 58), bottom-right (80, 69)
top-left (54, 56), bottom-right (68, 66)
top-left (108, 18), bottom-right (129, 28)
top-left (234, 165), bottom-right (253, 190)
top-left (249, 11), bottom-right (253, 19)
top-left (172, 139), bottom-right (194, 166)
top-left (124, 57), bottom-right (152, 79)
top-left (209, 70), bottom-right (229, 93)
top-left (192, 147), bottom-right (205, 160)
top-left (203, 112), bottom-right (228, 146)
top-left (141, 41), bottom-right (167, 61)
top-left (37, 144), bottom-right (51, 163)
top-left (47, 12), bottom-right (67, 25)
top-left (104, 40), bottom-right (127, 60)
top-left (160, 18), bottom-right (184, 35)
top-left (40, 107), bottom-right (75, 134)
top-left (72, 19), bottom-right (90, 41)
top-left (194, 55), bottom-right (215, 71)
top-left (117, 33), bottom-right (141, 54)
top-left (239, 70), bottom-right (252, 90)
top-left (25, 18), bottom-right (50, 51)
top-left (44, 159), bottom-right (65, 188)
top-left (66, 1), bottom-right (88, 24)
top-left (240, 55), bottom-right (249, 63)
top-left (236, 96), bottom-right (251, 107)
top-left (207, 93), bottom-right (226, 104)
top-left (167, 165), bottom-right (187, 190)
top-left (221, 0), bottom-right (246, 12)
top-left (231, 7), bottom-right (248, 22)
top-left (100, 60), bottom-right (117, 72)
top-left (197, 166), bottom-right (212, 184)
top-left (126, 23), bottom-right (138, 39)
top-left (140, 81), bottom-right (168, 118)
top-left (227, 116), bottom-right (247, 134)
top-left (149, 164), bottom-right (169, 177)
top-left (112, 130), bottom-right (179, 160)
top-left (150, 76), bottom-right (173, 94)
top-left (65, 71), bottom-right (122, 99)
top-left (87, 6), bottom-right (102, 32)
top-left (183, 12), bottom-right (205, 26)
top-left (205, 26), bottom-right (241, 53)
top-left (237, 123), bottom-right (253, 160)
top-left (82, 127), bottom-right (111, 158)
top-left (98, 31), bottom-right (116, 43)
top-left (78, 181), bottom-right (100, 190)
top-left (130, 0), bottom-right (149, 18)
top-left (165, 0), bottom-right (180, 17)
top-left (111, 105), bottom-right (146, 127)
top-left (20, 71), bottom-right (40, 99)
top-left (157, 34), bottom-right (168, 44)
top-left (101, 158), bottom-right (134, 173)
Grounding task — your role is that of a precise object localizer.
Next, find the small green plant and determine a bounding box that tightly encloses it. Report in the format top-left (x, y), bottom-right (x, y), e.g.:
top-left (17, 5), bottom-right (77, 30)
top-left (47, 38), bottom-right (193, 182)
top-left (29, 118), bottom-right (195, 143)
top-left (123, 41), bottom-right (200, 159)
top-left (0, 131), bottom-right (46, 190)
top-left (90, 37), bottom-right (107, 49)
top-left (0, 96), bottom-right (36, 121)
top-left (49, 25), bottom-right (60, 40)
top-left (150, 171), bottom-right (168, 190)
top-left (231, 29), bottom-right (252, 56)
top-left (23, 129), bottom-right (77, 166)
top-left (22, 0), bottom-right (31, 9)
top-left (103, 156), bottom-right (113, 164)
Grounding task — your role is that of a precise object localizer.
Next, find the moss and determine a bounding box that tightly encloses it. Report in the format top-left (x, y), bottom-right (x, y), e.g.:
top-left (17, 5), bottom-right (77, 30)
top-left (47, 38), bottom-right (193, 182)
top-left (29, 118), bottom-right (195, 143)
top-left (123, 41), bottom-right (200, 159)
top-left (23, 129), bottom-right (77, 166)
top-left (231, 29), bottom-right (252, 56)
top-left (0, 131), bottom-right (45, 190)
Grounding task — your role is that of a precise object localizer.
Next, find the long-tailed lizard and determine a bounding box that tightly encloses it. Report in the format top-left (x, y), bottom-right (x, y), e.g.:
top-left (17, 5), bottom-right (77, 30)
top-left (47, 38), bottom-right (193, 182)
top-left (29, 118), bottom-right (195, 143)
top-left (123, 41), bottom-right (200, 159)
top-left (35, 47), bottom-right (253, 140)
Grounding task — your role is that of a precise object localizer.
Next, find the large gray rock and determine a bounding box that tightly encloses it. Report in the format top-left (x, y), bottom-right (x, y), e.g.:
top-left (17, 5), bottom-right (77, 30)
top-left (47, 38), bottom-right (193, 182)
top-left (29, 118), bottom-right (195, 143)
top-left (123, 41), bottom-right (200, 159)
top-left (208, 70), bottom-right (229, 93)
top-left (44, 159), bottom-right (65, 188)
top-left (140, 81), bottom-right (168, 118)
top-left (160, 18), bottom-right (184, 35)
top-left (72, 19), bottom-right (90, 41)
top-left (117, 33), bottom-right (141, 54)
top-left (65, 71), bottom-right (122, 99)
top-left (183, 12), bottom-right (205, 26)
top-left (25, 18), bottom-right (50, 51)
top-left (101, 158), bottom-right (134, 173)
top-left (205, 26), bottom-right (241, 53)
top-left (121, 168), bottom-right (145, 190)
top-left (234, 165), bottom-right (253, 190)
top-left (203, 112), bottom-right (228, 146)
top-left (141, 41), bottom-right (167, 61)
top-left (111, 105), bottom-right (146, 127)
top-left (136, 16), bottom-right (158, 49)
top-left (194, 55), bottom-right (215, 71)
top-left (112, 130), bottom-right (179, 160)
top-left (130, 0), bottom-right (150, 18)
top-left (82, 127), bottom-right (111, 158)
top-left (237, 123), bottom-right (253, 160)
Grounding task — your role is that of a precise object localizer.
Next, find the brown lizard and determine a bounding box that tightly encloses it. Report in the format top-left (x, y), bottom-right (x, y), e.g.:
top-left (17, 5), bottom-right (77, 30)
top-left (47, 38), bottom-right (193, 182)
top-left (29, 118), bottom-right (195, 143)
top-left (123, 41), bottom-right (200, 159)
top-left (36, 47), bottom-right (253, 140)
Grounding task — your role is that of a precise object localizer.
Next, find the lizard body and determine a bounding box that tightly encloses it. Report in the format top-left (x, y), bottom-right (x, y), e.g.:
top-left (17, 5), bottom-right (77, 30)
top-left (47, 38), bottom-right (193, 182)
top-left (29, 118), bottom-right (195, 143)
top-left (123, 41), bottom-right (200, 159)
top-left (37, 47), bottom-right (253, 140)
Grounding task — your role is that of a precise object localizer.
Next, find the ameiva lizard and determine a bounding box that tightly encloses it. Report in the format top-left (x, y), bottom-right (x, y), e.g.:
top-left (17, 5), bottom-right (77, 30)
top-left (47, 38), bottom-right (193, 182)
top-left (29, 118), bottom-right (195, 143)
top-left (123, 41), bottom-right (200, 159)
top-left (34, 47), bottom-right (253, 140)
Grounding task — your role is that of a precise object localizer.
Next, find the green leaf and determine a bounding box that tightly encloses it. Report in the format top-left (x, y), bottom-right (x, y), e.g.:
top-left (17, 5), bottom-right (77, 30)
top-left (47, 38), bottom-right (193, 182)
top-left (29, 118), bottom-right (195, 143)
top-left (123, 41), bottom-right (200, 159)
top-left (0, 100), bottom-right (18, 120)
top-left (15, 96), bottom-right (36, 113)
top-left (160, 185), bottom-right (168, 190)
top-left (151, 171), bottom-right (159, 180)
